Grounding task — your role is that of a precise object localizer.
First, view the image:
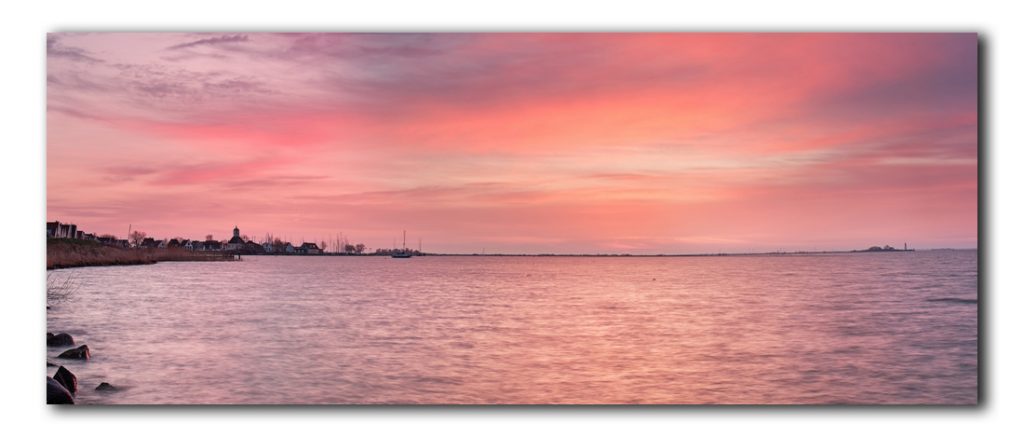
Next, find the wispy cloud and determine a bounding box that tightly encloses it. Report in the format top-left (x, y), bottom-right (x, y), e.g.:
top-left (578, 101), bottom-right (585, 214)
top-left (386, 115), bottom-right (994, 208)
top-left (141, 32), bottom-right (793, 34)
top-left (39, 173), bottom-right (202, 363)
top-left (102, 165), bottom-right (159, 182)
top-left (166, 34), bottom-right (249, 51)
top-left (47, 34), bottom-right (103, 63)
top-left (47, 105), bottom-right (104, 121)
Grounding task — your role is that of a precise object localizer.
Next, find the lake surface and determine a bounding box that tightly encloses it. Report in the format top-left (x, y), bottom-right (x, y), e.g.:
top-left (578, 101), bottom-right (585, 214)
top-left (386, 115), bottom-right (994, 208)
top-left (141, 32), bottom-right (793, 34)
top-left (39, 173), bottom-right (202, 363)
top-left (46, 250), bottom-right (977, 404)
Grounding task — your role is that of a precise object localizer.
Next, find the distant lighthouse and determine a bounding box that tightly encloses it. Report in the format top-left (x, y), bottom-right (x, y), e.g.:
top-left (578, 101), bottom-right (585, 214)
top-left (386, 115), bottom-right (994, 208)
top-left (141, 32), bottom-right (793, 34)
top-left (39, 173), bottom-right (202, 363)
top-left (233, 226), bottom-right (240, 239)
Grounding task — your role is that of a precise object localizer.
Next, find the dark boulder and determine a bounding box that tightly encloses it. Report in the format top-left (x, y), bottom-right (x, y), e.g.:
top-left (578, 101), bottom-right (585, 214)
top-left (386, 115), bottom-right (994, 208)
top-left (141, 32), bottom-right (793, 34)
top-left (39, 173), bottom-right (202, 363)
top-left (53, 366), bottom-right (78, 395)
top-left (47, 361), bottom-right (56, 367)
top-left (96, 382), bottom-right (117, 391)
top-left (47, 377), bottom-right (74, 404)
top-left (47, 332), bottom-right (75, 347)
top-left (57, 345), bottom-right (90, 360)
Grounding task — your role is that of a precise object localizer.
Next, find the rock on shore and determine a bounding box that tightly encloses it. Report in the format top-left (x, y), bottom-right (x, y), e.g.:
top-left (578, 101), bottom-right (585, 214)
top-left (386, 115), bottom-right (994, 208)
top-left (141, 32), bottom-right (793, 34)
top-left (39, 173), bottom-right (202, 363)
top-left (53, 366), bottom-right (78, 395)
top-left (47, 332), bottom-right (75, 347)
top-left (47, 377), bottom-right (74, 404)
top-left (57, 345), bottom-right (90, 360)
top-left (96, 382), bottom-right (117, 391)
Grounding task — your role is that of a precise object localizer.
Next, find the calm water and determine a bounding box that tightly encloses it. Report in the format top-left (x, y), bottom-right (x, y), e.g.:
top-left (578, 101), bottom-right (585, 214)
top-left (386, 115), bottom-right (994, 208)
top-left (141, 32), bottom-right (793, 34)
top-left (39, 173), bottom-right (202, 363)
top-left (46, 250), bottom-right (977, 405)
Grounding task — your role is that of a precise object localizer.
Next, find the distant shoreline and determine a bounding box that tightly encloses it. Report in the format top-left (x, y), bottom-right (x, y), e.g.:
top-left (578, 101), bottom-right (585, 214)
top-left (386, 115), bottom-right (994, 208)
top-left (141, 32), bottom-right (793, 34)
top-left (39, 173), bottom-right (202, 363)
top-left (407, 249), bottom-right (925, 257)
top-left (47, 239), bottom-right (236, 270)
top-left (48, 239), bottom-right (974, 270)
top-left (251, 247), bottom-right (960, 258)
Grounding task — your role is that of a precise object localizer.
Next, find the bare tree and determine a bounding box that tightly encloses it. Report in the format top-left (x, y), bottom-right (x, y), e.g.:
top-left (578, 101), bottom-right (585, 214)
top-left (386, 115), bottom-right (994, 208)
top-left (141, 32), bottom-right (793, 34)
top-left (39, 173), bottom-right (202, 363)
top-left (129, 230), bottom-right (147, 247)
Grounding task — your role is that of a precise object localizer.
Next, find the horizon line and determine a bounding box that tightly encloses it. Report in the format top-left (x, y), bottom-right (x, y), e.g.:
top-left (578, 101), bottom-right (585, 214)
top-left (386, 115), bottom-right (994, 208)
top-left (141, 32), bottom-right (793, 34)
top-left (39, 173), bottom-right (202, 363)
top-left (395, 247), bottom-right (976, 257)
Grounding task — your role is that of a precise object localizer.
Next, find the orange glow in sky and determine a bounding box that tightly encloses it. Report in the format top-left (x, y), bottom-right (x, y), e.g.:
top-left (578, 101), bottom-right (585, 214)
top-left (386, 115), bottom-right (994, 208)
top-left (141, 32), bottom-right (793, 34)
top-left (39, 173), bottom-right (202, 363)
top-left (47, 33), bottom-right (977, 253)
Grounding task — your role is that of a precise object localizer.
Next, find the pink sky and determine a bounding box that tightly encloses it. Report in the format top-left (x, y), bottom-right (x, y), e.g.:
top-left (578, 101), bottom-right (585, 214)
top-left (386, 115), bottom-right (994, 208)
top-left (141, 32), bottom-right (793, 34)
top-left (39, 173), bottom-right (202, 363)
top-left (46, 33), bottom-right (977, 254)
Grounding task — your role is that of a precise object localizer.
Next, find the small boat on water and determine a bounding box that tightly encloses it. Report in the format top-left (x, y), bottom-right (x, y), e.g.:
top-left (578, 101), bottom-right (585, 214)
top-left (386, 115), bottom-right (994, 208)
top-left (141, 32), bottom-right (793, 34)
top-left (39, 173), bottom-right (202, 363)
top-left (392, 230), bottom-right (413, 258)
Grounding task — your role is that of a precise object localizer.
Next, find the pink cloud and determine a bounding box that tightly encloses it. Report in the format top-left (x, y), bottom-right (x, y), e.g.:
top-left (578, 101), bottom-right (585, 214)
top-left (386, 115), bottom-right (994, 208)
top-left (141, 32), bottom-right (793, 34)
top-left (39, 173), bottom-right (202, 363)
top-left (47, 33), bottom-right (977, 253)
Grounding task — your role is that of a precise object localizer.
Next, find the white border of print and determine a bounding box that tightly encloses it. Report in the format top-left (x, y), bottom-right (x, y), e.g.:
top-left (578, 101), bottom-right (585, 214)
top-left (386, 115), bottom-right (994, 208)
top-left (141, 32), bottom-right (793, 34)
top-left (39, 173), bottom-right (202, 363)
top-left (2, 1), bottom-right (1020, 437)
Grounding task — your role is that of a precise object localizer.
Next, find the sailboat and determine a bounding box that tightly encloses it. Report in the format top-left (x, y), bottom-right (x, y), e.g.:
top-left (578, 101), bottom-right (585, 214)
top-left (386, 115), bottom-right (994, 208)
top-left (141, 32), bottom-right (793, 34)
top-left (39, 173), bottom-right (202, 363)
top-left (391, 230), bottom-right (413, 258)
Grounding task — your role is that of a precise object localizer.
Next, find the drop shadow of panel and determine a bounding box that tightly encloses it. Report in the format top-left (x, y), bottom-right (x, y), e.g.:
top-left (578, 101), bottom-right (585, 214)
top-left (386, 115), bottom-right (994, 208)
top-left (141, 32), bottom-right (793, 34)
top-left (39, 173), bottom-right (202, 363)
top-left (49, 402), bottom-right (985, 417)
top-left (975, 32), bottom-right (988, 407)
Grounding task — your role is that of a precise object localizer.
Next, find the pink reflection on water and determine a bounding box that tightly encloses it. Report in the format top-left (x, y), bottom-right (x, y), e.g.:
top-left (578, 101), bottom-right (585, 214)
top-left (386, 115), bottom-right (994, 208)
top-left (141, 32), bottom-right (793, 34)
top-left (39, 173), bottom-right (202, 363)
top-left (47, 251), bottom-right (976, 404)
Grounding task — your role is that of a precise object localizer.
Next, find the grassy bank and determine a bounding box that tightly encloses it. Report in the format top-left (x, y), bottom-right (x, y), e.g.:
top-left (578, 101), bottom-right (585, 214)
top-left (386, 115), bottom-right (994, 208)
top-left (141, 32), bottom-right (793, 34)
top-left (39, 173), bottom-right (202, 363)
top-left (47, 239), bottom-right (235, 269)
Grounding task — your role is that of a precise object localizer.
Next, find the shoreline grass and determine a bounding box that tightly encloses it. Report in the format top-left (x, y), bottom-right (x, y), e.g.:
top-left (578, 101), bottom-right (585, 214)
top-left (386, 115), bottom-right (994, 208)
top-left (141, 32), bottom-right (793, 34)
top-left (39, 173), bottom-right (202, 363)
top-left (47, 239), bottom-right (235, 270)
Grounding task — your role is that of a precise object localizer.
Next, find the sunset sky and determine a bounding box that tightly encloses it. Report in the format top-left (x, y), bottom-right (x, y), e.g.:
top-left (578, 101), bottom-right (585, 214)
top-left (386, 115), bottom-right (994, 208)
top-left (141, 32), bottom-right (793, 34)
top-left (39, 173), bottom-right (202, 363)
top-left (46, 33), bottom-right (977, 254)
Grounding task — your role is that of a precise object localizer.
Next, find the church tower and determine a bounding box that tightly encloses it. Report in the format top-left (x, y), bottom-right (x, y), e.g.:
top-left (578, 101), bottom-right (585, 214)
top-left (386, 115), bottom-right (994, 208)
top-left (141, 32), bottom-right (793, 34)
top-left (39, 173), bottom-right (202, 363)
top-left (226, 225), bottom-right (245, 251)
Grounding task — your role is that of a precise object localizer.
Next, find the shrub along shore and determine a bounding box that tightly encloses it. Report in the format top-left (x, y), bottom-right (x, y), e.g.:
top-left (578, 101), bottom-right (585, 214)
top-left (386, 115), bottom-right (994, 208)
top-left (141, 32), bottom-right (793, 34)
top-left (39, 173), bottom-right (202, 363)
top-left (47, 238), bottom-right (236, 270)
